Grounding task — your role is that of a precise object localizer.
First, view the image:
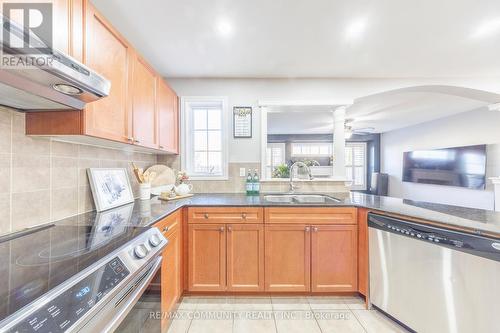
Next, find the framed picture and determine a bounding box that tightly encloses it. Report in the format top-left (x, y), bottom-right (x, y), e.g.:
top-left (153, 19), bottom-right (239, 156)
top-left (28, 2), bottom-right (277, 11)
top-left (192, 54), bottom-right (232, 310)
top-left (233, 106), bottom-right (252, 138)
top-left (87, 168), bottom-right (134, 212)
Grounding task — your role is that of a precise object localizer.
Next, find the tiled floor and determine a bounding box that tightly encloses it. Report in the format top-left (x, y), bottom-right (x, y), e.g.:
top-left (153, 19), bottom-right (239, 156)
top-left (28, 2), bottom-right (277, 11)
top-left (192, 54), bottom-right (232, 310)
top-left (166, 296), bottom-right (410, 333)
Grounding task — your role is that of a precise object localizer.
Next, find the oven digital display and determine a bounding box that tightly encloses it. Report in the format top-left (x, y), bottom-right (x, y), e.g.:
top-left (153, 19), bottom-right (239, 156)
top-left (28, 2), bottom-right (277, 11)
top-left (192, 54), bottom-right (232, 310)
top-left (9, 257), bottom-right (130, 333)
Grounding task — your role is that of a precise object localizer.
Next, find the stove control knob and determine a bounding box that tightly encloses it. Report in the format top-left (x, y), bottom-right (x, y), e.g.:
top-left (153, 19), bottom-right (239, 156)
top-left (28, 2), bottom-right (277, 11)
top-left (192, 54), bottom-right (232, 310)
top-left (149, 234), bottom-right (162, 247)
top-left (134, 244), bottom-right (149, 259)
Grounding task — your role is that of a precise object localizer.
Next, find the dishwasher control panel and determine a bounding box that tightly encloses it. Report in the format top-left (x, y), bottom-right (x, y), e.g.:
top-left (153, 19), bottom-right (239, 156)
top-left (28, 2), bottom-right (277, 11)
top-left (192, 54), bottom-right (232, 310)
top-left (368, 213), bottom-right (500, 262)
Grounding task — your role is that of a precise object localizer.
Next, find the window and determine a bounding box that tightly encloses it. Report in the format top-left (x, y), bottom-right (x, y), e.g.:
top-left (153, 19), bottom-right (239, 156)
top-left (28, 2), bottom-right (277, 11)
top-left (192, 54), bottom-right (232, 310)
top-left (181, 97), bottom-right (228, 179)
top-left (345, 142), bottom-right (367, 190)
top-left (266, 143), bottom-right (285, 178)
top-left (291, 142), bottom-right (332, 157)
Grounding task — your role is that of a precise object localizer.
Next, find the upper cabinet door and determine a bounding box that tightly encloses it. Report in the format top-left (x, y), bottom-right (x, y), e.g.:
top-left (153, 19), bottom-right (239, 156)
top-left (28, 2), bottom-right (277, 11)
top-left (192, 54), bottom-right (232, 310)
top-left (157, 80), bottom-right (179, 153)
top-left (83, 2), bottom-right (131, 143)
top-left (131, 56), bottom-right (157, 148)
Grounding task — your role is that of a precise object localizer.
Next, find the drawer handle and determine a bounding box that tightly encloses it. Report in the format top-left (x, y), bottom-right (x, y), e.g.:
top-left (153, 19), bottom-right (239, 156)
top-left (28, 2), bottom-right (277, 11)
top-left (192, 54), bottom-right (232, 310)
top-left (313, 227), bottom-right (318, 232)
top-left (305, 226), bottom-right (310, 232)
top-left (204, 213), bottom-right (209, 219)
top-left (241, 213), bottom-right (247, 219)
top-left (163, 226), bottom-right (169, 232)
top-left (219, 226), bottom-right (225, 232)
top-left (227, 226), bottom-right (232, 232)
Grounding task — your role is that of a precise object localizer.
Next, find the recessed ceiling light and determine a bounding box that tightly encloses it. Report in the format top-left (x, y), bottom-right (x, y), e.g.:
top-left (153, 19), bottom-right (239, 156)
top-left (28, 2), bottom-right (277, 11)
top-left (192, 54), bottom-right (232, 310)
top-left (215, 19), bottom-right (234, 38)
top-left (345, 18), bottom-right (367, 41)
top-left (471, 19), bottom-right (500, 38)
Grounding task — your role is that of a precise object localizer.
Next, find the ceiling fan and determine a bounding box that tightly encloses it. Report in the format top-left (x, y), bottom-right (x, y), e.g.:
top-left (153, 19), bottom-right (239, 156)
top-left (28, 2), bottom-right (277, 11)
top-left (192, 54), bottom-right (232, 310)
top-left (344, 119), bottom-right (375, 138)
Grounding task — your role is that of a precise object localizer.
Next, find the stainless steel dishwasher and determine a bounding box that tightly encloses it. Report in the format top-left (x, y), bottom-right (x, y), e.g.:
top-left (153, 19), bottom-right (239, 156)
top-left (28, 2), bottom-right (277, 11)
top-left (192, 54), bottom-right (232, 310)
top-left (368, 213), bottom-right (500, 333)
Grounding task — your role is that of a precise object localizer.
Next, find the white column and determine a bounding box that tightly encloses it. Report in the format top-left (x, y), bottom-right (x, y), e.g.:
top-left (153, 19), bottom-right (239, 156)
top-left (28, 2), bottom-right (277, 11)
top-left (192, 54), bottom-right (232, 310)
top-left (491, 177), bottom-right (500, 211)
top-left (332, 106), bottom-right (347, 180)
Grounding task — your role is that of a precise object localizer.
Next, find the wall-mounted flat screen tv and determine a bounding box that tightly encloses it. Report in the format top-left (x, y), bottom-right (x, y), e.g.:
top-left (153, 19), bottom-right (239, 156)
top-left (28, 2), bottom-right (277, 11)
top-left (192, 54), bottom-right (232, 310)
top-left (402, 144), bottom-right (486, 189)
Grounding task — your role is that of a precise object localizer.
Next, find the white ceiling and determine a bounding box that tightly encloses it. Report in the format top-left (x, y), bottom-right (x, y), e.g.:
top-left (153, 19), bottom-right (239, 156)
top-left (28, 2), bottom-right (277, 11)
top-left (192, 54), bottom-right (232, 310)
top-left (268, 110), bottom-right (334, 134)
top-left (93, 0), bottom-right (500, 78)
top-left (265, 86), bottom-right (500, 134)
top-left (347, 85), bottom-right (500, 132)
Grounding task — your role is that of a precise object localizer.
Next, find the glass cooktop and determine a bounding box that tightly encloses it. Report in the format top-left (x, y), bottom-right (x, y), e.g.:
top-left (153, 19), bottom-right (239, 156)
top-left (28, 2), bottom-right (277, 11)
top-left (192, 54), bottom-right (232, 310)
top-left (0, 203), bottom-right (150, 323)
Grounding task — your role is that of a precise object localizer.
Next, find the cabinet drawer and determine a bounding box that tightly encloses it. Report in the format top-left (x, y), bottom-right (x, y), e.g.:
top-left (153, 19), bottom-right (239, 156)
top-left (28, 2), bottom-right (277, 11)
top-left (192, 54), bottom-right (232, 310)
top-left (264, 207), bottom-right (357, 225)
top-left (155, 210), bottom-right (182, 236)
top-left (188, 207), bottom-right (263, 224)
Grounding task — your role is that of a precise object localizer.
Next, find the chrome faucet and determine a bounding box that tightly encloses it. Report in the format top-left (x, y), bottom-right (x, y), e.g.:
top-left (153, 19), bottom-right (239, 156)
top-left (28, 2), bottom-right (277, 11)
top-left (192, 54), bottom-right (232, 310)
top-left (289, 161), bottom-right (313, 193)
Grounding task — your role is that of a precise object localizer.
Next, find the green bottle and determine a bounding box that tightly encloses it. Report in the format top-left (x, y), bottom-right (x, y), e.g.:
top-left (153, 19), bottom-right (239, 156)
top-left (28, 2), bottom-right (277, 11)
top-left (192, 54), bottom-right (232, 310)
top-left (252, 169), bottom-right (260, 195)
top-left (246, 170), bottom-right (253, 195)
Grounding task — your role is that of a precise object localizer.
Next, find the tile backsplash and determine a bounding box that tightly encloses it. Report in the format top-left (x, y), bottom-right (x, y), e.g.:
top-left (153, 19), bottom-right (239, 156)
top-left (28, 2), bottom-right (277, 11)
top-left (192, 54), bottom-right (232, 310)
top-left (157, 155), bottom-right (349, 194)
top-left (0, 106), bottom-right (156, 235)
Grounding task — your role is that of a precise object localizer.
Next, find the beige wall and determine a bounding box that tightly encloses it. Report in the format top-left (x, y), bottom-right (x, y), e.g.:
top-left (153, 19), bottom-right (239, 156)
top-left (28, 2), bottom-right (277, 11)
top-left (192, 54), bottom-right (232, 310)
top-left (0, 106), bottom-right (156, 235)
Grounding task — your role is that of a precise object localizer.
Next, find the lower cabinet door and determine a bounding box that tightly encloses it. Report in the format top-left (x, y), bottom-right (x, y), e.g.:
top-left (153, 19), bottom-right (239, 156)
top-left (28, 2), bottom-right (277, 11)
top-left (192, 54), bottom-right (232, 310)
top-left (161, 225), bottom-right (181, 331)
top-left (311, 225), bottom-right (358, 292)
top-left (265, 224), bottom-right (311, 292)
top-left (227, 224), bottom-right (264, 292)
top-left (188, 224), bottom-right (226, 291)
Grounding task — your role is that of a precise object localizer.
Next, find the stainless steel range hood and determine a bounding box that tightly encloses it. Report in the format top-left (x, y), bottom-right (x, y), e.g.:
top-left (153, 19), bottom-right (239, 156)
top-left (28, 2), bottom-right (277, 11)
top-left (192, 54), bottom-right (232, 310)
top-left (0, 14), bottom-right (110, 111)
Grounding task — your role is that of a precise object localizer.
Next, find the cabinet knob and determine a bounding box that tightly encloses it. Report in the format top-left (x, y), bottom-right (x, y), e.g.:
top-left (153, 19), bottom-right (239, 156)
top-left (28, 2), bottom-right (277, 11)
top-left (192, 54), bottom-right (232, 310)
top-left (305, 226), bottom-right (310, 232)
top-left (241, 213), bottom-right (247, 219)
top-left (313, 227), bottom-right (319, 232)
top-left (219, 226), bottom-right (225, 232)
top-left (227, 226), bottom-right (232, 232)
top-left (204, 213), bottom-right (209, 219)
top-left (163, 226), bottom-right (169, 232)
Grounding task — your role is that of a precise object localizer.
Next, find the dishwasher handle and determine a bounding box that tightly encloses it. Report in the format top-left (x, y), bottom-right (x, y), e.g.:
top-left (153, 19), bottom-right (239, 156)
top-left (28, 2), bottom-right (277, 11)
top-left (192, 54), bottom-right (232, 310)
top-left (103, 256), bottom-right (162, 332)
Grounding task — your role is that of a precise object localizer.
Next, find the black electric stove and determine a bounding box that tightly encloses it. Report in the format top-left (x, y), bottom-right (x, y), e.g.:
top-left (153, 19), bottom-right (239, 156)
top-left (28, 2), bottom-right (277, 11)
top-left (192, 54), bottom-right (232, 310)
top-left (0, 203), bottom-right (164, 331)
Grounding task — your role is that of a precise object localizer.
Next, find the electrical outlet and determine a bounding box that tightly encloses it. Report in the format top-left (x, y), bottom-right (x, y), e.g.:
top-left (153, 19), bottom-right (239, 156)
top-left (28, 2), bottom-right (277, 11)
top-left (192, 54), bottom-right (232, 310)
top-left (239, 168), bottom-right (246, 177)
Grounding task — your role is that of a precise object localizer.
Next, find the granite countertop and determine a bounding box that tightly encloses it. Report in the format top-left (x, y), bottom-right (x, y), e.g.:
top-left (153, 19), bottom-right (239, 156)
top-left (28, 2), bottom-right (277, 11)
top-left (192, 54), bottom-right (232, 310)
top-left (6, 192), bottom-right (500, 239)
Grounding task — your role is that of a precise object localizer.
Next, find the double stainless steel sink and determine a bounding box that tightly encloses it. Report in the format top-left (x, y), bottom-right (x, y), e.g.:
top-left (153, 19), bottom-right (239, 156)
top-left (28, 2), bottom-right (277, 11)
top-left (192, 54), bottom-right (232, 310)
top-left (263, 194), bottom-right (341, 204)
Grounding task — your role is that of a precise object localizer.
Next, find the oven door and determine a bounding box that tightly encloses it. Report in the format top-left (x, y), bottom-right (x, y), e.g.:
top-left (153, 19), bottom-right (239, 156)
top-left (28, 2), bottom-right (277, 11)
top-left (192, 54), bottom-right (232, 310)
top-left (78, 256), bottom-right (162, 333)
top-left (115, 257), bottom-right (163, 332)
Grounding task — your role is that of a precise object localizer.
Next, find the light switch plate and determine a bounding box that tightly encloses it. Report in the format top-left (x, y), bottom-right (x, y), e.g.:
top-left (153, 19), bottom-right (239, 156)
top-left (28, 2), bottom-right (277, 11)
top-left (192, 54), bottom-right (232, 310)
top-left (239, 168), bottom-right (246, 177)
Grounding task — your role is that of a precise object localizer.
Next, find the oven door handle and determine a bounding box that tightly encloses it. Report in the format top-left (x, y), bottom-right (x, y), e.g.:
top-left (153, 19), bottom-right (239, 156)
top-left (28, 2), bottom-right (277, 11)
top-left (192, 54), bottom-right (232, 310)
top-left (103, 256), bottom-right (162, 332)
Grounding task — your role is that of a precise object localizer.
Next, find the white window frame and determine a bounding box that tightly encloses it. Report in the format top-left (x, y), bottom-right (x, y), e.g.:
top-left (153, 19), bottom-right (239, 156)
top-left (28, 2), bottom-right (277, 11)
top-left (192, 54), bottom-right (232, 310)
top-left (266, 143), bottom-right (286, 179)
top-left (291, 142), bottom-right (333, 157)
top-left (345, 142), bottom-right (367, 190)
top-left (180, 96), bottom-right (229, 180)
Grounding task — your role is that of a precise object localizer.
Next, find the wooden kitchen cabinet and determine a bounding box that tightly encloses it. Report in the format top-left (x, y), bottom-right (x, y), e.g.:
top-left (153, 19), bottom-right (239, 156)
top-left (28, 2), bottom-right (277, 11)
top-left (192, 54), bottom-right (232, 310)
top-left (188, 207), bottom-right (264, 224)
top-left (227, 224), bottom-right (264, 292)
top-left (25, 0), bottom-right (180, 154)
top-left (157, 79), bottom-right (179, 153)
top-left (265, 207), bottom-right (357, 225)
top-left (264, 224), bottom-right (311, 292)
top-left (82, 1), bottom-right (133, 143)
top-left (131, 55), bottom-right (157, 148)
top-left (357, 208), bottom-right (369, 297)
top-left (188, 224), bottom-right (226, 291)
top-left (161, 221), bottom-right (181, 331)
top-left (311, 225), bottom-right (358, 292)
